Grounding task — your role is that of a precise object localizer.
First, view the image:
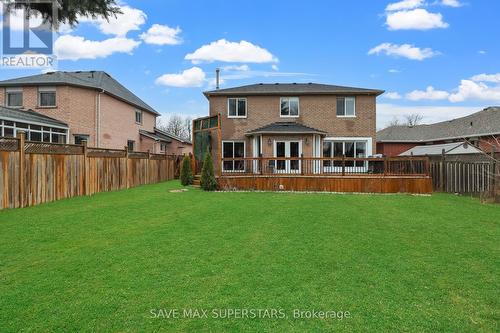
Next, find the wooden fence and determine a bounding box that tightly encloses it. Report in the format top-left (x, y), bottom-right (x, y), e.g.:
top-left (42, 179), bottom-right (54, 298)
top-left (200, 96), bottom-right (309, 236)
top-left (0, 133), bottom-right (180, 209)
top-left (430, 160), bottom-right (498, 195)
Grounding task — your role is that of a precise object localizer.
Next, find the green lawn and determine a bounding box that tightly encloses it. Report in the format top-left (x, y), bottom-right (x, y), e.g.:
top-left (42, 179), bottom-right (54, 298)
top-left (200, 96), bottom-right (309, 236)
top-left (0, 181), bottom-right (498, 332)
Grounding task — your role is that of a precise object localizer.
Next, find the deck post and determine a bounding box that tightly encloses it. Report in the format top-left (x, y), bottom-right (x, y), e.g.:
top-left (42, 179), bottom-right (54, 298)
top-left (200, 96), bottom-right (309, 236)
top-left (259, 154), bottom-right (263, 175)
top-left (383, 156), bottom-right (388, 176)
top-left (342, 154), bottom-right (345, 176)
top-left (301, 153), bottom-right (304, 175)
top-left (17, 131), bottom-right (25, 208)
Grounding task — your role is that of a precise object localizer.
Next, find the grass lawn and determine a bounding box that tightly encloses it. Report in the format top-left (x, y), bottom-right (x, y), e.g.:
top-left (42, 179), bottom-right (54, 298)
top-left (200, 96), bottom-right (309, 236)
top-left (0, 181), bottom-right (499, 332)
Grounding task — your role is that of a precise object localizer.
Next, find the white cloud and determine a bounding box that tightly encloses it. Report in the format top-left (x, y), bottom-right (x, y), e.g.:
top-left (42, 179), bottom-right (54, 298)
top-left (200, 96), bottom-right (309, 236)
top-left (185, 39), bottom-right (278, 64)
top-left (406, 86), bottom-right (450, 100)
top-left (449, 80), bottom-right (500, 102)
top-left (470, 73), bottom-right (500, 83)
top-left (222, 64), bottom-right (250, 71)
top-left (384, 92), bottom-right (402, 100)
top-left (272, 64), bottom-right (279, 71)
top-left (386, 0), bottom-right (423, 11)
top-left (389, 69), bottom-right (401, 73)
top-left (386, 9), bottom-right (449, 30)
top-left (79, 5), bottom-right (146, 37)
top-left (377, 104), bottom-right (483, 127)
top-left (140, 24), bottom-right (182, 45)
top-left (155, 67), bottom-right (206, 87)
top-left (54, 35), bottom-right (140, 60)
top-left (478, 50), bottom-right (486, 55)
top-left (441, 0), bottom-right (462, 7)
top-left (368, 43), bottom-right (439, 61)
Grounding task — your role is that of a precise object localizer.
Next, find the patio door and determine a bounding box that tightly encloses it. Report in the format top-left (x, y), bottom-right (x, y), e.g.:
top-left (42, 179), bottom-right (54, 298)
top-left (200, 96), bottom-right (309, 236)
top-left (274, 140), bottom-right (301, 173)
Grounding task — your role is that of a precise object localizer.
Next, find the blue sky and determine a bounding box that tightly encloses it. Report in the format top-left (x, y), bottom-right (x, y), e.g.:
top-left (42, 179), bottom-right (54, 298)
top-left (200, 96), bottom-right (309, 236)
top-left (1, 0), bottom-right (499, 127)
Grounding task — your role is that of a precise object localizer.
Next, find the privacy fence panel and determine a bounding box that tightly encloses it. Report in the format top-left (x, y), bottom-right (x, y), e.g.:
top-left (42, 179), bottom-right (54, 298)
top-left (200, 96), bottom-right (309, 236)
top-left (430, 160), bottom-right (496, 194)
top-left (0, 134), bottom-right (179, 210)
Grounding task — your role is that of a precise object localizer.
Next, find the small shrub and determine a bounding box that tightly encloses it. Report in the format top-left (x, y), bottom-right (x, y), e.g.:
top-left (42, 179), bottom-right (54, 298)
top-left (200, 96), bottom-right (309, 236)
top-left (200, 151), bottom-right (217, 191)
top-left (180, 155), bottom-right (193, 186)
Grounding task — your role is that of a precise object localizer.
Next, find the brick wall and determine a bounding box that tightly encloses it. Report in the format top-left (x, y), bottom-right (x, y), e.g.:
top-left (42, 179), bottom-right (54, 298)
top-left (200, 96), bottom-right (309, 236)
top-left (208, 94), bottom-right (377, 158)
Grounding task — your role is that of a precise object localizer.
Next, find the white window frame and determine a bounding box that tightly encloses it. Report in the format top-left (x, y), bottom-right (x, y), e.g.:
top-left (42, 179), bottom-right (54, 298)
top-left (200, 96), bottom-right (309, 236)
top-left (336, 97), bottom-right (356, 118)
top-left (0, 119), bottom-right (69, 143)
top-left (6, 88), bottom-right (23, 108)
top-left (322, 137), bottom-right (372, 172)
top-left (222, 140), bottom-right (246, 172)
top-left (280, 97), bottom-right (300, 118)
top-left (227, 98), bottom-right (247, 118)
top-left (273, 140), bottom-right (302, 174)
top-left (38, 86), bottom-right (57, 108)
top-left (135, 110), bottom-right (143, 124)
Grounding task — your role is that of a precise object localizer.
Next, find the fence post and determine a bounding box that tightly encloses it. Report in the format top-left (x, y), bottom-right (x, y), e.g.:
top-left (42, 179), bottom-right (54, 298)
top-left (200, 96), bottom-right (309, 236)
top-left (124, 146), bottom-right (129, 189)
top-left (17, 131), bottom-right (25, 208)
top-left (491, 146), bottom-right (496, 199)
top-left (383, 156), bottom-right (388, 176)
top-left (82, 140), bottom-right (88, 195)
top-left (147, 149), bottom-right (150, 184)
top-left (440, 149), bottom-right (445, 192)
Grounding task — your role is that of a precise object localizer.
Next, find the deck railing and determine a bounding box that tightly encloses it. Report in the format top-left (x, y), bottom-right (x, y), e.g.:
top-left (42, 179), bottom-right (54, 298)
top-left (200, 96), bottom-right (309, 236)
top-left (220, 156), bottom-right (430, 177)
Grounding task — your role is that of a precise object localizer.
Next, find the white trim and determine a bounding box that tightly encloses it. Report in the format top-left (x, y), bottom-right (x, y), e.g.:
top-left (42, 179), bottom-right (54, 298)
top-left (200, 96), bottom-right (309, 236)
top-left (279, 97), bottom-right (300, 118)
top-left (336, 96), bottom-right (356, 117)
top-left (322, 137), bottom-right (372, 173)
top-left (273, 139), bottom-right (302, 173)
top-left (222, 140), bottom-right (246, 172)
top-left (227, 97), bottom-right (247, 118)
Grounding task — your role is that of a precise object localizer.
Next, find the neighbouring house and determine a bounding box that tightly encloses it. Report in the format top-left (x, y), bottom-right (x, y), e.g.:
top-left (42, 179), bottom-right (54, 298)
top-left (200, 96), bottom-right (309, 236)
top-left (139, 128), bottom-right (192, 155)
top-left (201, 82), bottom-right (384, 173)
top-left (377, 107), bottom-right (500, 156)
top-left (0, 71), bottom-right (191, 154)
top-left (398, 141), bottom-right (483, 156)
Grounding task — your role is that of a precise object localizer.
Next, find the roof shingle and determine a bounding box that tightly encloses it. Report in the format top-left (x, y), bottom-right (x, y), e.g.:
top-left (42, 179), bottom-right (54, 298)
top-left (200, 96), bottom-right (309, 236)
top-left (204, 83), bottom-right (384, 97)
top-left (377, 107), bottom-right (500, 142)
top-left (0, 71), bottom-right (159, 115)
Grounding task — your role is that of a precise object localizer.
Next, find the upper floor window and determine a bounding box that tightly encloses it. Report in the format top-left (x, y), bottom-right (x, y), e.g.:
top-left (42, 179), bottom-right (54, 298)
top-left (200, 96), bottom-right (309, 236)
top-left (135, 110), bottom-right (143, 124)
top-left (38, 87), bottom-right (56, 107)
top-left (336, 97), bottom-right (355, 117)
top-left (280, 97), bottom-right (299, 117)
top-left (6, 88), bottom-right (22, 107)
top-left (228, 98), bottom-right (247, 118)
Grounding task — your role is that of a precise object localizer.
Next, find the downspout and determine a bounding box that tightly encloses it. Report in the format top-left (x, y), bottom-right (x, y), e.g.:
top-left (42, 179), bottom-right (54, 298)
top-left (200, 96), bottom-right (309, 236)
top-left (96, 89), bottom-right (104, 147)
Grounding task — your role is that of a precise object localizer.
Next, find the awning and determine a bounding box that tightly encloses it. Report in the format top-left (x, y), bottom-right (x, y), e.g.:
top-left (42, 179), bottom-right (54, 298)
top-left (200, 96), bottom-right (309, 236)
top-left (246, 122), bottom-right (327, 136)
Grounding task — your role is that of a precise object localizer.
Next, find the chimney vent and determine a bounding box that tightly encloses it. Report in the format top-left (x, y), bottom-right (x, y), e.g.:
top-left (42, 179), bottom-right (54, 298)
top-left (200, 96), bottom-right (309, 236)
top-left (215, 68), bottom-right (220, 89)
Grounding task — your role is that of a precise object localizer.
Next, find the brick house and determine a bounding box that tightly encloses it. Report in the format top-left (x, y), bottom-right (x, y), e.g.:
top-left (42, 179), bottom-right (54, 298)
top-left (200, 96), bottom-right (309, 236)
top-left (376, 107), bottom-right (500, 157)
top-left (0, 71), bottom-right (191, 154)
top-left (201, 83), bottom-right (384, 173)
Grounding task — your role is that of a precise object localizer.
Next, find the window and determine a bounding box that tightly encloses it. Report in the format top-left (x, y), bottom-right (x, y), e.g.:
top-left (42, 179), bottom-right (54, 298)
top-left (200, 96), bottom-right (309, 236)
top-left (38, 87), bottom-right (56, 107)
top-left (280, 97), bottom-right (299, 117)
top-left (223, 141), bottom-right (245, 171)
top-left (135, 110), bottom-right (143, 124)
top-left (74, 134), bottom-right (89, 145)
top-left (336, 97), bottom-right (355, 117)
top-left (323, 140), bottom-right (367, 168)
top-left (0, 120), bottom-right (68, 143)
top-left (228, 98), bottom-right (247, 118)
top-left (127, 140), bottom-right (135, 152)
top-left (160, 142), bottom-right (168, 151)
top-left (6, 88), bottom-right (22, 107)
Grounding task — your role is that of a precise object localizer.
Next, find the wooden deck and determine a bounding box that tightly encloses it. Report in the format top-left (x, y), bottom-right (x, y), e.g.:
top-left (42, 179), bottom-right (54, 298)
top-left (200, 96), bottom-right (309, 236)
top-left (217, 156), bottom-right (432, 194)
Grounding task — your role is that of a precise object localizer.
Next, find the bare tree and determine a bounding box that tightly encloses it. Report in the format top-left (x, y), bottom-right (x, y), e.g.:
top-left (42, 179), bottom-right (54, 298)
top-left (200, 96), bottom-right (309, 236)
top-left (404, 113), bottom-right (424, 127)
top-left (387, 116), bottom-right (401, 127)
top-left (156, 115), bottom-right (192, 141)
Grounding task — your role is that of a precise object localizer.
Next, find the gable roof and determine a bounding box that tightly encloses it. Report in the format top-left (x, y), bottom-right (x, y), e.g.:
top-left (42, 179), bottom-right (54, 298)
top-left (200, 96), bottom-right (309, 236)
top-left (0, 106), bottom-right (68, 128)
top-left (246, 121), bottom-right (327, 135)
top-left (204, 83), bottom-right (384, 97)
top-left (0, 71), bottom-right (159, 115)
top-left (377, 107), bottom-right (500, 143)
top-left (399, 142), bottom-right (483, 156)
top-left (153, 127), bottom-right (192, 144)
